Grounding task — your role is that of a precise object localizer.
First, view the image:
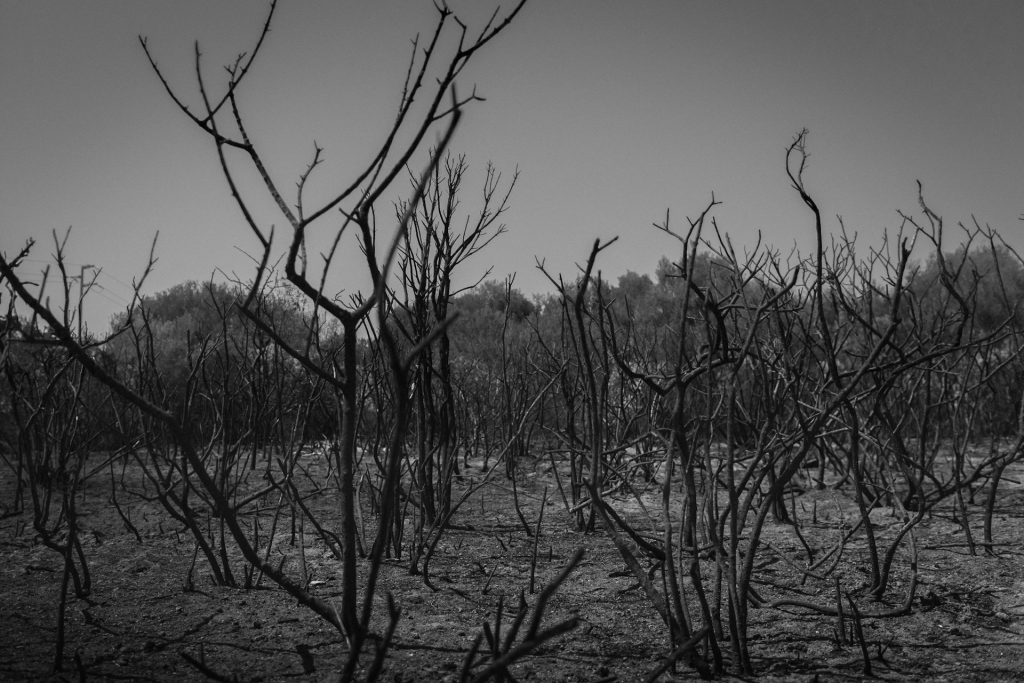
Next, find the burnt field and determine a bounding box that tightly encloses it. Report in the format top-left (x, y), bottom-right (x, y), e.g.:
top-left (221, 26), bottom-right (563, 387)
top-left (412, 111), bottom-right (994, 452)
top-left (4, 2), bottom-right (1024, 680)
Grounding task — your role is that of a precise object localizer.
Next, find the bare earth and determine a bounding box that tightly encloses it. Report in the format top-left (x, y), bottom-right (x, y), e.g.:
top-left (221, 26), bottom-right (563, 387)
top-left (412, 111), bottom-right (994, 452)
top-left (1, 453), bottom-right (1022, 682)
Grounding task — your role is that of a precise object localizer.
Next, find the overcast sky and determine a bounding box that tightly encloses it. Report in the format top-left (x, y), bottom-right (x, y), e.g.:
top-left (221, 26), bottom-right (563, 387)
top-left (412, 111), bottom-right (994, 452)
top-left (3, 1), bottom-right (1023, 331)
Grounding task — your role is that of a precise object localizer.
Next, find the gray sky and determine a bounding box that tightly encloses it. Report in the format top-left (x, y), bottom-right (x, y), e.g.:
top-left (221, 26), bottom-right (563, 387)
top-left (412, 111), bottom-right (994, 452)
top-left (3, 1), bottom-right (1023, 331)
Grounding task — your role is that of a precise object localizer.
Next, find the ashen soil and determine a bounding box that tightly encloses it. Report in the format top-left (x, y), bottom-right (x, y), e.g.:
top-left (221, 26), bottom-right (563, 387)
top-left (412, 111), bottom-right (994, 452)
top-left (1, 449), bottom-right (1022, 682)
